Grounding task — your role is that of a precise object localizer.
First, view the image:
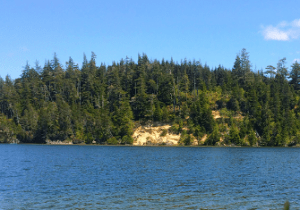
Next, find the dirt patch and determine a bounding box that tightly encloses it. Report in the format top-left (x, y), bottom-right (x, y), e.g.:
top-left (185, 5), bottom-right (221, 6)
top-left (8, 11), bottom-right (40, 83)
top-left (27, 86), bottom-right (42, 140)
top-left (133, 124), bottom-right (181, 146)
top-left (46, 140), bottom-right (73, 145)
top-left (212, 110), bottom-right (221, 119)
top-left (199, 134), bottom-right (207, 145)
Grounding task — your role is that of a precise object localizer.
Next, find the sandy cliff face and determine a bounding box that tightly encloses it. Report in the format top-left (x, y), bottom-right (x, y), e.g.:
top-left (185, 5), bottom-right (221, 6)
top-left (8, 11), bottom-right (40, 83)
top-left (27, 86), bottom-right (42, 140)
top-left (132, 124), bottom-right (199, 146)
top-left (46, 139), bottom-right (73, 144)
top-left (133, 125), bottom-right (179, 146)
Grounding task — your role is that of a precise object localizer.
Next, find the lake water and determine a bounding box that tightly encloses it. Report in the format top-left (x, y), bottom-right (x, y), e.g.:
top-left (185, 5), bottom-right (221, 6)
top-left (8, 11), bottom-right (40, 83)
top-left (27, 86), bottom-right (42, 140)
top-left (0, 145), bottom-right (299, 209)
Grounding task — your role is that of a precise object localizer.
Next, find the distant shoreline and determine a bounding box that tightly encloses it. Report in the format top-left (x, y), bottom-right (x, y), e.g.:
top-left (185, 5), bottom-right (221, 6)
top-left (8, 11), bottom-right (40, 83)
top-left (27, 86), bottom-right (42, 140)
top-left (3, 142), bottom-right (300, 148)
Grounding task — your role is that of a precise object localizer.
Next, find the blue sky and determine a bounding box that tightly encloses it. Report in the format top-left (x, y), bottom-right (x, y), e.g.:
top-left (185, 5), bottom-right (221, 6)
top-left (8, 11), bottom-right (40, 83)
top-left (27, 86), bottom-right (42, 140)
top-left (1, 0), bottom-right (300, 79)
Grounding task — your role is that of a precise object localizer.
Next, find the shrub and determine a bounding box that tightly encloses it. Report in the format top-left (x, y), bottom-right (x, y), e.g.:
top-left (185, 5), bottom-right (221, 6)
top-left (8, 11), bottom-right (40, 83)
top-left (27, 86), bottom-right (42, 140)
top-left (216, 98), bottom-right (226, 109)
top-left (179, 130), bottom-right (187, 145)
top-left (227, 97), bottom-right (239, 111)
top-left (169, 124), bottom-right (179, 134)
top-left (205, 126), bottom-right (220, 145)
top-left (107, 137), bottom-right (118, 145)
top-left (184, 134), bottom-right (193, 145)
top-left (178, 120), bottom-right (183, 133)
top-left (193, 125), bottom-right (205, 140)
top-left (121, 135), bottom-right (134, 144)
top-left (160, 129), bottom-right (168, 136)
top-left (248, 130), bottom-right (257, 146)
top-left (85, 133), bottom-right (93, 144)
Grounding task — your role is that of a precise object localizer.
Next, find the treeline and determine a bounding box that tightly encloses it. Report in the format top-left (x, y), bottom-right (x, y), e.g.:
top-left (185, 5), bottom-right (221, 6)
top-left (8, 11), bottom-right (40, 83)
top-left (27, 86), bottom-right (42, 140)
top-left (1, 49), bottom-right (300, 146)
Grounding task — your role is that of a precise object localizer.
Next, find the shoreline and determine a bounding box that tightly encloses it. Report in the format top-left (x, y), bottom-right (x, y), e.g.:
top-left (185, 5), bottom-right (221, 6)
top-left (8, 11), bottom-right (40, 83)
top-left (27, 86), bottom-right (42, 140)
top-left (3, 142), bottom-right (299, 148)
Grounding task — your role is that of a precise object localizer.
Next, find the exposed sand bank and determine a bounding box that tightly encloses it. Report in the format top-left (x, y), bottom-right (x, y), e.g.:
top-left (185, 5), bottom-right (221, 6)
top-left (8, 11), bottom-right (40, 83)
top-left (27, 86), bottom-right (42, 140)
top-left (133, 124), bottom-right (179, 146)
top-left (132, 110), bottom-right (222, 146)
top-left (45, 119), bottom-right (217, 146)
top-left (132, 124), bottom-right (201, 146)
top-left (212, 110), bottom-right (221, 119)
top-left (46, 140), bottom-right (73, 145)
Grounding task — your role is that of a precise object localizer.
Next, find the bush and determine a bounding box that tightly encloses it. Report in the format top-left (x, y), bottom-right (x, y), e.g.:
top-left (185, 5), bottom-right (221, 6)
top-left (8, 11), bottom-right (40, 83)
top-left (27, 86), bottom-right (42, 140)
top-left (160, 129), bottom-right (168, 136)
top-left (193, 125), bottom-right (205, 140)
top-left (205, 126), bottom-right (220, 145)
top-left (107, 137), bottom-right (118, 145)
top-left (178, 130), bottom-right (193, 146)
top-left (169, 124), bottom-right (179, 134)
top-left (184, 134), bottom-right (193, 145)
top-left (162, 106), bottom-right (169, 122)
top-left (205, 132), bottom-right (220, 146)
top-left (216, 98), bottom-right (226, 109)
top-left (225, 125), bottom-right (241, 145)
top-left (227, 97), bottom-right (239, 111)
top-left (85, 133), bottom-right (93, 144)
top-left (248, 130), bottom-right (257, 146)
top-left (178, 130), bottom-right (187, 145)
top-left (121, 135), bottom-right (134, 144)
top-left (178, 120), bottom-right (183, 133)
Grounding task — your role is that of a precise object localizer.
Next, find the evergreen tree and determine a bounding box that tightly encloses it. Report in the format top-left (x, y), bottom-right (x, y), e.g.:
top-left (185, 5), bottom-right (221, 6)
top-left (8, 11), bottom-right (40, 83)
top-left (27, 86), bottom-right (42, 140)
top-left (205, 125), bottom-right (220, 145)
top-left (290, 61), bottom-right (300, 90)
top-left (2, 51), bottom-right (300, 147)
top-left (277, 57), bottom-right (288, 78)
top-left (227, 125), bottom-right (241, 145)
top-left (190, 92), bottom-right (214, 133)
top-left (265, 65), bottom-right (276, 78)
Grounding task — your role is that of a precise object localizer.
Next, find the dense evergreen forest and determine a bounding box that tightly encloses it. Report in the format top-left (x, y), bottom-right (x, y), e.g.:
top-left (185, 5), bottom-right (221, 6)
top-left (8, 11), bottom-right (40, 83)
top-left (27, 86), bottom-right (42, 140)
top-left (1, 48), bottom-right (300, 146)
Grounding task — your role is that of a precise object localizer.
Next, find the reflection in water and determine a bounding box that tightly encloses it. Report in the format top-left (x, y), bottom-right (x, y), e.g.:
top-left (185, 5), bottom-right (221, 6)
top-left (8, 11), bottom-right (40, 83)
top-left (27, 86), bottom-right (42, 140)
top-left (0, 145), bottom-right (299, 209)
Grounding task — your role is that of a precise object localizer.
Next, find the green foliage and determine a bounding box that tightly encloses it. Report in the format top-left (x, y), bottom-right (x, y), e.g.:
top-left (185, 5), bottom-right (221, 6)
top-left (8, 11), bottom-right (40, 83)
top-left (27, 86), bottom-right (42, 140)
top-left (153, 101), bottom-right (163, 121)
top-left (180, 103), bottom-right (189, 119)
top-left (193, 125), bottom-right (205, 142)
top-left (0, 115), bottom-right (18, 143)
top-left (184, 134), bottom-right (193, 146)
top-left (111, 99), bottom-right (134, 138)
top-left (216, 98), bottom-right (227, 109)
top-left (205, 126), bottom-right (220, 145)
top-left (1, 50), bottom-right (300, 147)
top-left (107, 137), bottom-right (118, 145)
top-left (179, 130), bottom-right (192, 145)
top-left (190, 93), bottom-right (215, 134)
top-left (284, 201), bottom-right (290, 210)
top-left (169, 124), bottom-right (179, 134)
top-left (85, 133), bottom-right (93, 144)
top-left (160, 129), bottom-right (168, 137)
top-left (290, 61), bottom-right (300, 90)
top-left (178, 120), bottom-right (183, 133)
top-left (121, 135), bottom-right (134, 144)
top-left (157, 74), bottom-right (173, 105)
top-left (161, 106), bottom-right (169, 122)
top-left (248, 130), bottom-right (257, 146)
top-left (225, 125), bottom-right (241, 145)
top-left (227, 97), bottom-right (239, 111)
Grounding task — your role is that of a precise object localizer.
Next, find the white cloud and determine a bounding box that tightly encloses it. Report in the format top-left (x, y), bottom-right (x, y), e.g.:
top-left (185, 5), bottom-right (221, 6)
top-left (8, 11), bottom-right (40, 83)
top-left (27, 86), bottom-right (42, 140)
top-left (292, 19), bottom-right (300, 27)
top-left (293, 58), bottom-right (300, 63)
top-left (262, 26), bottom-right (289, 41)
top-left (262, 19), bottom-right (300, 41)
top-left (278, 21), bottom-right (288, 27)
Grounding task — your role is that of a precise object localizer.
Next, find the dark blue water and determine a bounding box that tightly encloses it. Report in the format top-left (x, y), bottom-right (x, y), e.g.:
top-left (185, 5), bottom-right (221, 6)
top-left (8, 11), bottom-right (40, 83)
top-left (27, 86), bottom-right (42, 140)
top-left (0, 145), bottom-right (299, 209)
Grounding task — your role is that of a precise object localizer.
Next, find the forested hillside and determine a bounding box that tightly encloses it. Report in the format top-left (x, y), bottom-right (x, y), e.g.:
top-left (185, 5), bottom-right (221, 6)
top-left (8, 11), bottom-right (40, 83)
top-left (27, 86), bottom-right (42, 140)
top-left (1, 49), bottom-right (300, 146)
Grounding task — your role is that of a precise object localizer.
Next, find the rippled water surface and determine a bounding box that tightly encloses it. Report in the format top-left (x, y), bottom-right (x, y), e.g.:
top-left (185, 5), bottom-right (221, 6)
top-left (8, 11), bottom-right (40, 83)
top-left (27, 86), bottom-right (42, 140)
top-left (1, 145), bottom-right (300, 209)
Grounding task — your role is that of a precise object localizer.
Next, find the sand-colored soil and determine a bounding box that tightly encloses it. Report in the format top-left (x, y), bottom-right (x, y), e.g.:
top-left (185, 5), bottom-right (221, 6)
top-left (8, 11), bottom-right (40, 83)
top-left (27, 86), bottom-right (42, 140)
top-left (133, 125), bottom-right (180, 146)
top-left (46, 140), bottom-right (73, 145)
top-left (199, 134), bottom-right (207, 144)
top-left (132, 124), bottom-right (202, 146)
top-left (212, 110), bottom-right (221, 119)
